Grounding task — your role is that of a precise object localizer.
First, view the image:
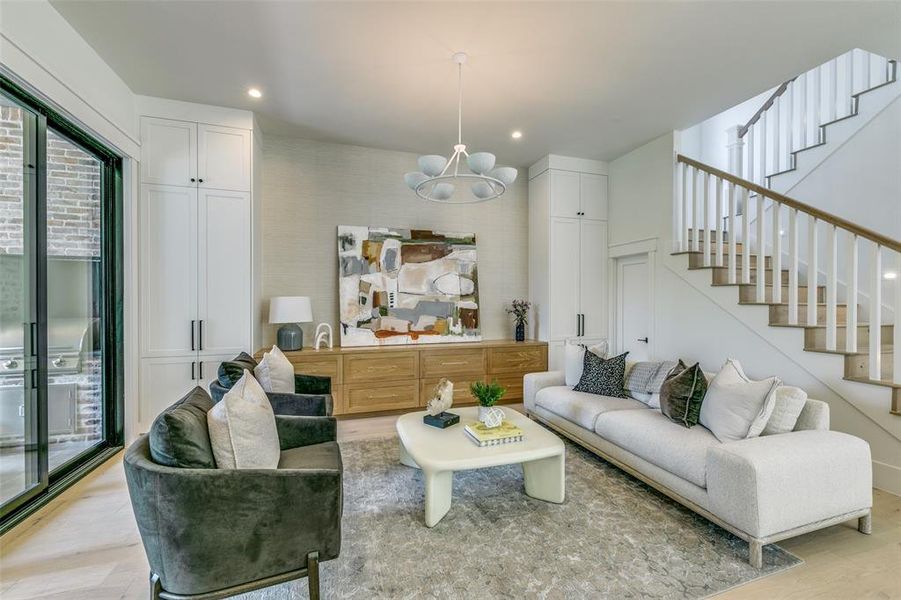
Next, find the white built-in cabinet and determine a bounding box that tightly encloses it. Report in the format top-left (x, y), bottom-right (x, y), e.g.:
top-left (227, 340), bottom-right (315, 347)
top-left (529, 156), bottom-right (609, 370)
top-left (138, 114), bottom-right (255, 432)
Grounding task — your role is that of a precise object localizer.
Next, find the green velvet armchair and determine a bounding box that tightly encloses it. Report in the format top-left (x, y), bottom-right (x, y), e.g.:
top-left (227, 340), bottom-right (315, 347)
top-left (124, 410), bottom-right (343, 599)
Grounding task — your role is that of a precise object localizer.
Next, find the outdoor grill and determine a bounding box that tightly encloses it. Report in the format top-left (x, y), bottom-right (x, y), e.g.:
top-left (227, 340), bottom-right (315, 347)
top-left (0, 318), bottom-right (94, 378)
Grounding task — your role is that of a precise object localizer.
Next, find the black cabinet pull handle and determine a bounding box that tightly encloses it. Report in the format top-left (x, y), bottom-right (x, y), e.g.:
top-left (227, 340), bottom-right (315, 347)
top-left (198, 320), bottom-right (204, 350)
top-left (191, 320), bottom-right (196, 351)
top-left (29, 322), bottom-right (37, 356)
top-left (637, 337), bottom-right (649, 343)
top-left (190, 177), bottom-right (196, 183)
top-left (199, 361), bottom-right (204, 379)
top-left (191, 361), bottom-right (196, 380)
top-left (198, 178), bottom-right (204, 183)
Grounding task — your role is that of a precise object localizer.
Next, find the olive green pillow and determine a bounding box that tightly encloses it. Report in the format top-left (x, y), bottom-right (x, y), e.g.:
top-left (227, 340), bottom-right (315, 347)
top-left (217, 352), bottom-right (259, 388)
top-left (659, 361), bottom-right (708, 428)
top-left (149, 387), bottom-right (216, 468)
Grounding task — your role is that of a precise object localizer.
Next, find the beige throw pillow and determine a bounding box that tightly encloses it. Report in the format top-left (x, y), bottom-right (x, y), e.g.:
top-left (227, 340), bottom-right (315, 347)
top-left (699, 359), bottom-right (780, 443)
top-left (761, 385), bottom-right (808, 435)
top-left (207, 370), bottom-right (280, 469)
top-left (254, 345), bottom-right (295, 393)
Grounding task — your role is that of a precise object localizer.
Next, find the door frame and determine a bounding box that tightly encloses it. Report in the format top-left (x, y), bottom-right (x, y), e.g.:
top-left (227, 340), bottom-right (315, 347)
top-left (608, 238), bottom-right (657, 359)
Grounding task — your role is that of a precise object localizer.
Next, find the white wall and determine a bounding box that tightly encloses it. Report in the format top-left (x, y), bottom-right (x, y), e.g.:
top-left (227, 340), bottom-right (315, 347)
top-left (261, 135), bottom-right (529, 346)
top-left (608, 131), bottom-right (901, 495)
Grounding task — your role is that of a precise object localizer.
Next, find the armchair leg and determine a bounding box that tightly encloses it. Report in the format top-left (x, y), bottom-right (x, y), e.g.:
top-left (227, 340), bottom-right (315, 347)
top-left (307, 551), bottom-right (320, 600)
top-left (748, 539), bottom-right (763, 569)
top-left (149, 572), bottom-right (162, 600)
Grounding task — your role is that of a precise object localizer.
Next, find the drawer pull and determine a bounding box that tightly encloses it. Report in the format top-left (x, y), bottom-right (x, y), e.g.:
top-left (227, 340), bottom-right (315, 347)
top-left (441, 360), bottom-right (467, 366)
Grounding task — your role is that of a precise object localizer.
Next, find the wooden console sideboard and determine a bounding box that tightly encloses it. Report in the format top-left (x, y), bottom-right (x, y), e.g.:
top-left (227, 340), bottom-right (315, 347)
top-left (258, 340), bottom-right (547, 417)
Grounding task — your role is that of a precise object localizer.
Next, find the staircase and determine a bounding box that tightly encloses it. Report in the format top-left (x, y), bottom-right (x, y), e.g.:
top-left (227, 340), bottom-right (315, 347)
top-left (673, 155), bottom-right (900, 415)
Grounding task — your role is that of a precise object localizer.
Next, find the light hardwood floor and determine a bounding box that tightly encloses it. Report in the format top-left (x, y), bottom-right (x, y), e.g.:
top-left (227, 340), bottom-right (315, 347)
top-left (1, 407), bottom-right (899, 600)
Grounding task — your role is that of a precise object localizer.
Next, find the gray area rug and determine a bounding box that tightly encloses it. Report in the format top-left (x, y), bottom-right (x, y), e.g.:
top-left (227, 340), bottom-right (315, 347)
top-left (242, 434), bottom-right (801, 599)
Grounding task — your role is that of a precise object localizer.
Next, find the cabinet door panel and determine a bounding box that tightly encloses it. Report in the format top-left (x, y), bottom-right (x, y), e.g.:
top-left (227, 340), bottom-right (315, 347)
top-left (139, 356), bottom-right (198, 433)
top-left (549, 217), bottom-right (581, 340)
top-left (580, 173), bottom-right (608, 220)
top-left (141, 185), bottom-right (198, 356)
top-left (198, 189), bottom-right (251, 356)
top-left (550, 170), bottom-right (580, 218)
top-left (140, 118), bottom-right (197, 186)
top-left (198, 125), bottom-right (251, 191)
top-left (579, 220), bottom-right (608, 339)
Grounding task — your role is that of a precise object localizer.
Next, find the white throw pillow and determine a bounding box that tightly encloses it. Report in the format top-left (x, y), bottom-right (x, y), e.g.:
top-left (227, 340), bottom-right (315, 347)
top-left (761, 385), bottom-right (808, 435)
top-left (207, 370), bottom-right (281, 469)
top-left (564, 340), bottom-right (608, 387)
top-left (254, 345), bottom-right (295, 393)
top-left (699, 359), bottom-right (780, 443)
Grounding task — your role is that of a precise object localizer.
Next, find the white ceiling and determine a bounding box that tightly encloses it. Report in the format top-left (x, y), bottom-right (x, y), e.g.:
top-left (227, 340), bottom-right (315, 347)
top-left (51, 1), bottom-right (900, 167)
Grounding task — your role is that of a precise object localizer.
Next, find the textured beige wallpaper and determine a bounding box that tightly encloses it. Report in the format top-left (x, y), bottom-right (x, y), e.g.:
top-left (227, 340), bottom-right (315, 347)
top-left (260, 135), bottom-right (529, 347)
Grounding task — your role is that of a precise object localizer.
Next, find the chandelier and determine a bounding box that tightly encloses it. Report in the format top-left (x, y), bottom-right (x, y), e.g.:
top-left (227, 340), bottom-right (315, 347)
top-left (404, 52), bottom-right (517, 203)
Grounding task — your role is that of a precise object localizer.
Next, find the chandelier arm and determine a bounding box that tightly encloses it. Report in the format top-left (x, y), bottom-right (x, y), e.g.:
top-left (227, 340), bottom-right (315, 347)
top-left (439, 149), bottom-right (458, 178)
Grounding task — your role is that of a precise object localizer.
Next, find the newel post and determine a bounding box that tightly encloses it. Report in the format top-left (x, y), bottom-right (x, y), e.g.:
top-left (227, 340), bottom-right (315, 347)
top-left (726, 125), bottom-right (744, 178)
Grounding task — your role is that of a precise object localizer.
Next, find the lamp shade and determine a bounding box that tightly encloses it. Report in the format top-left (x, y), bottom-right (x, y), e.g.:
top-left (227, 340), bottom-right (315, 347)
top-left (269, 296), bottom-right (312, 324)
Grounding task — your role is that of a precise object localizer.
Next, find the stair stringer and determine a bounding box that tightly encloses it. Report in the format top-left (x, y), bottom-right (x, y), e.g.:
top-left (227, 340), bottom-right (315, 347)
top-left (664, 253), bottom-right (901, 494)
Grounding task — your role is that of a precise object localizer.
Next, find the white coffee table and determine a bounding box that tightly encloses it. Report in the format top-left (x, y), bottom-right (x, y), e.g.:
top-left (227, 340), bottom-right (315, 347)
top-left (395, 406), bottom-right (565, 527)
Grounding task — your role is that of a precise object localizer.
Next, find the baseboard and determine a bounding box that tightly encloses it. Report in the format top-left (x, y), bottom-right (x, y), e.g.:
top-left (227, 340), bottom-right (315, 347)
top-left (873, 460), bottom-right (901, 497)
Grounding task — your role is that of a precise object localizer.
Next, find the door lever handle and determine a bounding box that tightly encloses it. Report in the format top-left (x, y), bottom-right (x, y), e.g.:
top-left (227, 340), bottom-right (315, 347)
top-left (637, 337), bottom-right (649, 343)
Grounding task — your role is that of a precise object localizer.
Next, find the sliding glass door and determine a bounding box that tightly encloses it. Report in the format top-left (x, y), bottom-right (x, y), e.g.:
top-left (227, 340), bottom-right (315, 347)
top-left (0, 76), bottom-right (123, 525)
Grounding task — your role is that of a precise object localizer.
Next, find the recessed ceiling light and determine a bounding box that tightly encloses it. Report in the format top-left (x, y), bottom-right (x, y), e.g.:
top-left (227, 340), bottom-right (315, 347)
top-left (884, 271), bottom-right (898, 280)
top-left (247, 88), bottom-right (262, 99)
top-left (511, 131), bottom-right (523, 139)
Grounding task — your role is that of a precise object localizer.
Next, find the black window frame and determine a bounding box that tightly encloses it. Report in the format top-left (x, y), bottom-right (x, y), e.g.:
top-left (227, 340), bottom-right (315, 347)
top-left (0, 73), bottom-right (124, 533)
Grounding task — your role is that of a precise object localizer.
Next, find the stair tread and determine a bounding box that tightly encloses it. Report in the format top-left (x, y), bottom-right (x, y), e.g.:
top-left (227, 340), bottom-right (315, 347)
top-left (805, 346), bottom-right (893, 357)
top-left (844, 375), bottom-right (901, 390)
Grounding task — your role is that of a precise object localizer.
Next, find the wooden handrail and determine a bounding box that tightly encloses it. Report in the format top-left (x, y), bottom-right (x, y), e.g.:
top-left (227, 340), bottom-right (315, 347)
top-left (738, 76), bottom-right (796, 138)
top-left (676, 154), bottom-right (901, 252)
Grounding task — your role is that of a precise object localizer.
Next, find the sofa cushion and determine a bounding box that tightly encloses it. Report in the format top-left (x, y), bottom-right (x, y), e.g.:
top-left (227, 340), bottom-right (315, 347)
top-left (149, 386), bottom-right (217, 469)
top-left (594, 409), bottom-right (721, 488)
top-left (659, 361), bottom-right (707, 428)
top-left (254, 345), bottom-right (295, 393)
top-left (700, 359), bottom-right (780, 442)
top-left (573, 351), bottom-right (629, 397)
top-left (278, 441), bottom-right (343, 471)
top-left (564, 340), bottom-right (608, 387)
top-left (207, 370), bottom-right (281, 469)
top-left (217, 352), bottom-right (259, 388)
top-left (762, 385), bottom-right (808, 435)
top-left (536, 385), bottom-right (648, 430)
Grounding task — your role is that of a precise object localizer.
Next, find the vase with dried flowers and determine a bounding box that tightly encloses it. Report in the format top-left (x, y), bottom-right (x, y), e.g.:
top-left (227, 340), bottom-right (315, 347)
top-left (506, 299), bottom-right (531, 342)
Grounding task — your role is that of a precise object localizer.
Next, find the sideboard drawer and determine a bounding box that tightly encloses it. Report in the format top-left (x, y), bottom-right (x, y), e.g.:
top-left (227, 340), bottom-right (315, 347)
top-left (419, 376), bottom-right (484, 407)
top-left (343, 351), bottom-right (419, 384)
top-left (487, 346), bottom-right (547, 374)
top-left (343, 381), bottom-right (419, 414)
top-left (491, 374), bottom-right (525, 402)
top-left (288, 356), bottom-right (341, 382)
top-left (420, 349), bottom-right (486, 379)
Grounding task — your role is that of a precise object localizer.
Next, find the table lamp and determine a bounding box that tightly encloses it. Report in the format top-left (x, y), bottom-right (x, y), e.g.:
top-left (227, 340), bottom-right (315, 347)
top-left (269, 296), bottom-right (312, 351)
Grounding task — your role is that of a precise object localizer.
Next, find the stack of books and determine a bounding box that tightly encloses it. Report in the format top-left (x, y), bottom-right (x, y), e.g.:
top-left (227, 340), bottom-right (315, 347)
top-left (464, 420), bottom-right (524, 447)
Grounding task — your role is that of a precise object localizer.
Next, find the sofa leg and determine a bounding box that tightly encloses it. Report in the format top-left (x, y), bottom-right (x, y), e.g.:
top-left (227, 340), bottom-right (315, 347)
top-left (149, 573), bottom-right (162, 600)
top-left (858, 512), bottom-right (872, 534)
top-left (748, 539), bottom-right (763, 569)
top-left (307, 551), bottom-right (320, 600)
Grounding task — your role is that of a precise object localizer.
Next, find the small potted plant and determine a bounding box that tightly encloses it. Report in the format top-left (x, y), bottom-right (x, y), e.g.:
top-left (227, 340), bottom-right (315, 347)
top-left (506, 299), bottom-right (531, 342)
top-left (470, 380), bottom-right (507, 426)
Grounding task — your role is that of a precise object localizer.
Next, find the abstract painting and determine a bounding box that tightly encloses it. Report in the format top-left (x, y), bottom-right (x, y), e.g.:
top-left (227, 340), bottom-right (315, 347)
top-left (337, 226), bottom-right (481, 347)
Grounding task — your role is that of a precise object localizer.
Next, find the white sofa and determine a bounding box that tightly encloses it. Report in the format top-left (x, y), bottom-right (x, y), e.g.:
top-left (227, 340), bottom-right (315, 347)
top-left (523, 369), bottom-right (873, 568)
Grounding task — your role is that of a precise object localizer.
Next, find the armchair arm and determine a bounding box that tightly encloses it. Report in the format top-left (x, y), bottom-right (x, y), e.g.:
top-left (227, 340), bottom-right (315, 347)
top-left (706, 430), bottom-right (872, 538)
top-left (275, 415), bottom-right (337, 450)
top-left (125, 437), bottom-right (342, 596)
top-left (523, 370), bottom-right (566, 412)
top-left (266, 392), bottom-right (332, 416)
top-left (295, 374), bottom-right (331, 395)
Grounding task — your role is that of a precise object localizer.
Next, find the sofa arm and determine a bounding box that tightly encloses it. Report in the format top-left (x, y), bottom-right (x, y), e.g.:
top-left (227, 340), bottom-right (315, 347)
top-left (523, 371), bottom-right (565, 412)
top-left (275, 415), bottom-right (337, 450)
top-left (266, 392), bottom-right (332, 416)
top-left (706, 430), bottom-right (872, 539)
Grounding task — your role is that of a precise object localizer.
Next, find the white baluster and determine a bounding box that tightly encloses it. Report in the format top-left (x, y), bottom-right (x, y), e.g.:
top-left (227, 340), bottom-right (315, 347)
top-left (747, 125), bottom-right (754, 184)
top-left (728, 183), bottom-right (737, 284)
top-left (829, 58), bottom-right (838, 122)
top-left (774, 91), bottom-right (781, 172)
top-left (845, 51), bottom-right (854, 116)
top-left (814, 63), bottom-right (823, 137)
top-left (692, 167), bottom-right (701, 252)
top-left (808, 217), bottom-right (819, 325)
top-left (760, 113), bottom-right (768, 184)
top-left (703, 172), bottom-right (711, 266)
top-left (788, 208), bottom-right (799, 325)
top-left (676, 161), bottom-right (684, 252)
top-left (742, 187), bottom-right (751, 284)
top-left (799, 71), bottom-right (808, 149)
top-left (756, 194), bottom-right (766, 302)
top-left (786, 82), bottom-right (794, 159)
top-left (846, 234), bottom-right (858, 353)
top-left (870, 245), bottom-right (882, 380)
top-left (715, 177), bottom-right (724, 267)
top-left (772, 203), bottom-right (782, 304)
top-left (682, 164), bottom-right (690, 252)
top-left (894, 262), bottom-right (901, 385)
top-left (826, 224), bottom-right (838, 350)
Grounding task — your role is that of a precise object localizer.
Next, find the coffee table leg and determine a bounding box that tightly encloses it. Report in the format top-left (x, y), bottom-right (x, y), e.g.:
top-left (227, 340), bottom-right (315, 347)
top-left (522, 453), bottom-right (565, 503)
top-left (398, 439), bottom-right (419, 469)
top-left (424, 469), bottom-right (453, 527)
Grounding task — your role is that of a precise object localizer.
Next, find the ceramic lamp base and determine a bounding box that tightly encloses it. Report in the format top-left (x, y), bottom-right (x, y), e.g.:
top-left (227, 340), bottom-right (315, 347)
top-left (277, 323), bottom-right (304, 351)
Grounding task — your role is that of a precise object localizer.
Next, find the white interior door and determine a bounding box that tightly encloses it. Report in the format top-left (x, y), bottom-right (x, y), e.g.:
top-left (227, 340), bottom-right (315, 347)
top-left (550, 170), bottom-right (580, 218)
top-left (140, 117), bottom-right (197, 186)
top-left (198, 124), bottom-right (251, 191)
top-left (549, 217), bottom-right (581, 340)
top-left (616, 253), bottom-right (652, 361)
top-left (198, 189), bottom-right (251, 356)
top-left (579, 220), bottom-right (607, 338)
top-left (579, 173), bottom-right (608, 221)
top-left (140, 184), bottom-right (198, 356)
top-left (138, 356), bottom-right (199, 433)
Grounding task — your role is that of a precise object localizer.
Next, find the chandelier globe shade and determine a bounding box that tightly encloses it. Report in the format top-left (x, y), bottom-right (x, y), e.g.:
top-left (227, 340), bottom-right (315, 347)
top-left (403, 52), bottom-right (517, 203)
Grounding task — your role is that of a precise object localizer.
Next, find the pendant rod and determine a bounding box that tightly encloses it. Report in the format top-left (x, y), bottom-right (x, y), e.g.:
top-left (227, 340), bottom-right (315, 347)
top-left (457, 61), bottom-right (463, 145)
